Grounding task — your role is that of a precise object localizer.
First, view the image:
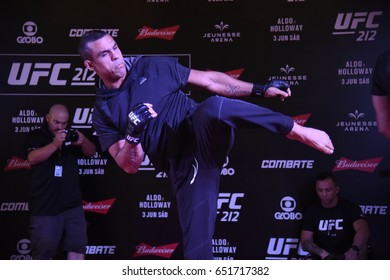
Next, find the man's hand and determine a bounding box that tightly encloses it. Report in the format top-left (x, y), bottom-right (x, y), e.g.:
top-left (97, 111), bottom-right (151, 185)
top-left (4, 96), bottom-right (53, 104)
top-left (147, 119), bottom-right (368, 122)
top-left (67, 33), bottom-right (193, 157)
top-left (252, 80), bottom-right (291, 100)
top-left (53, 129), bottom-right (66, 148)
top-left (125, 103), bottom-right (154, 145)
top-left (265, 80), bottom-right (289, 92)
top-left (286, 122), bottom-right (334, 155)
top-left (344, 246), bottom-right (360, 260)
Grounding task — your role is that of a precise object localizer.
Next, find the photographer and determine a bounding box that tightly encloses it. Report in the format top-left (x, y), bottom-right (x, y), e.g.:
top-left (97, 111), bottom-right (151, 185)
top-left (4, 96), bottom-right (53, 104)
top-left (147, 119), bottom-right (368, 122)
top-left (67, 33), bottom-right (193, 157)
top-left (300, 171), bottom-right (370, 260)
top-left (25, 104), bottom-right (96, 259)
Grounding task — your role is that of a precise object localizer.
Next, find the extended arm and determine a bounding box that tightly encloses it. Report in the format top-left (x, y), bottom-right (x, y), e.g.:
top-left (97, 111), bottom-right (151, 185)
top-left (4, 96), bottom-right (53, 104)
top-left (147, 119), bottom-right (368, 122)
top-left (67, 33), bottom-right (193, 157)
top-left (187, 69), bottom-right (291, 100)
top-left (372, 95), bottom-right (390, 139)
top-left (189, 69), bottom-right (334, 155)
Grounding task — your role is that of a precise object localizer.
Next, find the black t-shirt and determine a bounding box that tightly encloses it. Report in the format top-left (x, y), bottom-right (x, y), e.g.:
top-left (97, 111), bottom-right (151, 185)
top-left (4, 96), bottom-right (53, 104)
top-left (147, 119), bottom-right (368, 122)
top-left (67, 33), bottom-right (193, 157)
top-left (371, 48), bottom-right (390, 97)
top-left (301, 198), bottom-right (365, 255)
top-left (92, 56), bottom-right (197, 182)
top-left (25, 125), bottom-right (83, 215)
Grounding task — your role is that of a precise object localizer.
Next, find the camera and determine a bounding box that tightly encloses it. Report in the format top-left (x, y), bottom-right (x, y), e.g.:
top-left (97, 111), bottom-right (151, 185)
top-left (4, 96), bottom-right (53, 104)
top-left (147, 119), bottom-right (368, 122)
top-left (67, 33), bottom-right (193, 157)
top-left (65, 128), bottom-right (79, 142)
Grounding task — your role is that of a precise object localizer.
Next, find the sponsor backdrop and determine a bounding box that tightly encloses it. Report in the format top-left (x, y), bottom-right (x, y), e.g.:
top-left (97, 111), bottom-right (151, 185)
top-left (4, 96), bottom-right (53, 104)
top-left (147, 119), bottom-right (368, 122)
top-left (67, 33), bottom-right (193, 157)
top-left (0, 0), bottom-right (389, 260)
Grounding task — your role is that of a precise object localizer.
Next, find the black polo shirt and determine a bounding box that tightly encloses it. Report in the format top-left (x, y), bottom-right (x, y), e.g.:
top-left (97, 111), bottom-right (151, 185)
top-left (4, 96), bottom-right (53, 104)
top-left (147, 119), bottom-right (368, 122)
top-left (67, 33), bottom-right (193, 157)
top-left (92, 56), bottom-right (197, 177)
top-left (25, 125), bottom-right (83, 215)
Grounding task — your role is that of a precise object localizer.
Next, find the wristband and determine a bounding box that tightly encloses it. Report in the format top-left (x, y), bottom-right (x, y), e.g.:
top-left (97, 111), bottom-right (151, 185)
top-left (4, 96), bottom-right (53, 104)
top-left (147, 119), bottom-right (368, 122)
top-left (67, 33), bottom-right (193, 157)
top-left (125, 134), bottom-right (140, 145)
top-left (250, 83), bottom-right (266, 98)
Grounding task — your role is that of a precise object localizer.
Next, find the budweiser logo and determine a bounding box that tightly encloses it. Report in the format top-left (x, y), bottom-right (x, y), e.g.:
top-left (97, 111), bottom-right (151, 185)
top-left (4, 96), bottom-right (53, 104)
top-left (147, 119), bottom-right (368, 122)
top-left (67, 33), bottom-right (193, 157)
top-left (292, 113), bottom-right (311, 126)
top-left (225, 68), bottom-right (244, 79)
top-left (136, 25), bottom-right (180, 40)
top-left (82, 198), bottom-right (116, 214)
top-left (133, 242), bottom-right (179, 258)
top-left (333, 157), bottom-right (382, 173)
top-left (3, 156), bottom-right (31, 171)
top-left (206, 68), bottom-right (244, 79)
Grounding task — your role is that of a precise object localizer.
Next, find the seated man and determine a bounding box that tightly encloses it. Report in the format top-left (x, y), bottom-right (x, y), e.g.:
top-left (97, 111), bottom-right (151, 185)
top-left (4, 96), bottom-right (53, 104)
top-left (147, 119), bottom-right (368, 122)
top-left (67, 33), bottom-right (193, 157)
top-left (300, 171), bottom-right (370, 259)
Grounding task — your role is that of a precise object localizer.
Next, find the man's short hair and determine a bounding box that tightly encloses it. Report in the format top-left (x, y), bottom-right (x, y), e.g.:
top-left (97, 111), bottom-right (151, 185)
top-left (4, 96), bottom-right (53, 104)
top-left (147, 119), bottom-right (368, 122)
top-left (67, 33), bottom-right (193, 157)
top-left (315, 171), bottom-right (337, 184)
top-left (78, 30), bottom-right (108, 61)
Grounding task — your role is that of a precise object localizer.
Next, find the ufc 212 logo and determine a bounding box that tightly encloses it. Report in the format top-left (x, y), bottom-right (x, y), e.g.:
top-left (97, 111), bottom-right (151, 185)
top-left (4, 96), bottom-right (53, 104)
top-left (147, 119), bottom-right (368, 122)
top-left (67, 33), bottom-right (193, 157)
top-left (138, 154), bottom-right (157, 172)
top-left (8, 63), bottom-right (71, 86)
top-left (7, 61), bottom-right (95, 87)
top-left (217, 193), bottom-right (244, 222)
top-left (73, 108), bottom-right (93, 129)
top-left (333, 11), bottom-right (383, 41)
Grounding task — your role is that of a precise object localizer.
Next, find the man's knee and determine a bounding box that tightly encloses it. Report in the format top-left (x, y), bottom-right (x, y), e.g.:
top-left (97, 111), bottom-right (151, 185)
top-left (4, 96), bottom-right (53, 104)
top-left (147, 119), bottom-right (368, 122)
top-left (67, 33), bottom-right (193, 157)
top-left (197, 96), bottom-right (225, 120)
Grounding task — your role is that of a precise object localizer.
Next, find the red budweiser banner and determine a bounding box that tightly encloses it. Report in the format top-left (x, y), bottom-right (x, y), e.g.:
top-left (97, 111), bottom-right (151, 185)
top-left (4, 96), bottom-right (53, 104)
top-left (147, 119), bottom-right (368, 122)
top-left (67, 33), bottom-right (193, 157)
top-left (136, 25), bottom-right (180, 40)
top-left (133, 242), bottom-right (179, 258)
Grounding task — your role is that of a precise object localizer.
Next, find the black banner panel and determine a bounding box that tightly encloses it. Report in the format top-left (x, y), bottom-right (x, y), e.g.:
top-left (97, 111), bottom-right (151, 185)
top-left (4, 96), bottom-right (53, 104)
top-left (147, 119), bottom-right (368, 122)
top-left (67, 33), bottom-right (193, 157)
top-left (0, 0), bottom-right (389, 260)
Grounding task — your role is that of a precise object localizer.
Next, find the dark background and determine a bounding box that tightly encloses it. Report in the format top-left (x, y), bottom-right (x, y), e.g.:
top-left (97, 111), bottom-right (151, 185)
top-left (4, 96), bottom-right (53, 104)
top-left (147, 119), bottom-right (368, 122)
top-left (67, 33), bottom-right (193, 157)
top-left (0, 0), bottom-right (389, 260)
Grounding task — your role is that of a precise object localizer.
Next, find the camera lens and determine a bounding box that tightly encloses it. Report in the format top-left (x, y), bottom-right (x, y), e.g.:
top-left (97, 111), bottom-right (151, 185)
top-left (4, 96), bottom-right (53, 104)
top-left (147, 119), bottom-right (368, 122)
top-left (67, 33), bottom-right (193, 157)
top-left (66, 129), bottom-right (79, 142)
